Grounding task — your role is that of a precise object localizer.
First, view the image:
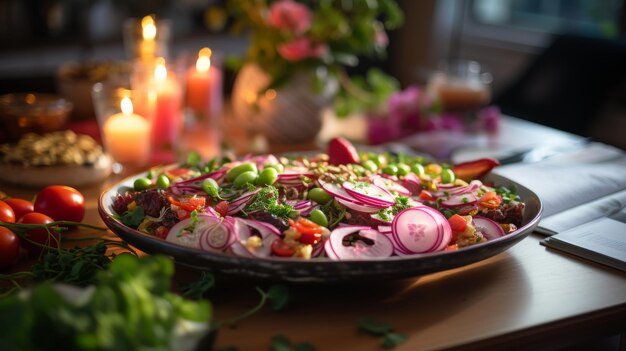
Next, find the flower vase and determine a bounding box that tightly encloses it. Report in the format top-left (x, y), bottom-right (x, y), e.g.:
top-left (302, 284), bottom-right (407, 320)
top-left (231, 64), bottom-right (336, 146)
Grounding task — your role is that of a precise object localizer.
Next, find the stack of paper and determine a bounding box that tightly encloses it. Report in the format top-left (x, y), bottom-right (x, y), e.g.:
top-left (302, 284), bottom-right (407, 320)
top-left (493, 142), bottom-right (626, 272)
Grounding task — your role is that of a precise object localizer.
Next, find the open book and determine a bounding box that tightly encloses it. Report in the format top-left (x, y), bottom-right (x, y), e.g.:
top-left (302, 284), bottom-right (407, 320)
top-left (493, 142), bottom-right (626, 271)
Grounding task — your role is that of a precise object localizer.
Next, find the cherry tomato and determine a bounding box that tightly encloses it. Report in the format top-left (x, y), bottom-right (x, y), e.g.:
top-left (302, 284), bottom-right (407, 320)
top-left (18, 212), bottom-right (57, 254)
top-left (290, 218), bottom-right (322, 245)
top-left (418, 190), bottom-right (436, 201)
top-left (154, 226), bottom-right (169, 239)
top-left (214, 201), bottom-right (229, 218)
top-left (0, 227), bottom-right (20, 268)
top-left (271, 238), bottom-right (295, 257)
top-left (168, 195), bottom-right (206, 212)
top-left (3, 198), bottom-right (34, 221)
top-left (448, 214), bottom-right (467, 232)
top-left (479, 191), bottom-right (502, 209)
top-left (293, 218), bottom-right (322, 235)
top-left (0, 200), bottom-right (16, 223)
top-left (34, 186), bottom-right (85, 222)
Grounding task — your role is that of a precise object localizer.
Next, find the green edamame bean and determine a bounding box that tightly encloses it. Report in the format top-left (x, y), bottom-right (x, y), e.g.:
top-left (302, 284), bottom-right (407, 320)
top-left (256, 167), bottom-right (278, 186)
top-left (226, 163), bottom-right (257, 182)
top-left (396, 163), bottom-right (411, 176)
top-left (411, 163), bottom-right (425, 176)
top-left (441, 168), bottom-right (456, 184)
top-left (201, 178), bottom-right (220, 196)
top-left (351, 164), bottom-right (366, 176)
top-left (233, 171), bottom-right (258, 188)
top-left (264, 163), bottom-right (284, 173)
top-left (309, 209), bottom-right (329, 227)
top-left (133, 177), bottom-right (152, 191)
top-left (382, 165), bottom-right (398, 176)
top-left (307, 187), bottom-right (333, 204)
top-left (156, 174), bottom-right (170, 189)
top-left (362, 160), bottom-right (378, 173)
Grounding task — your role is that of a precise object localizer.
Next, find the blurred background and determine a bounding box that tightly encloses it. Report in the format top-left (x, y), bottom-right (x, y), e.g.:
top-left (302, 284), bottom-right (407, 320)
top-left (1, 0), bottom-right (625, 149)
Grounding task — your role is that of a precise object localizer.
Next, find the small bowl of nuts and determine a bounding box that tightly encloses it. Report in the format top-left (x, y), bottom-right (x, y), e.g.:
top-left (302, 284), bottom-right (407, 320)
top-left (0, 130), bottom-right (112, 187)
top-left (0, 93), bottom-right (73, 142)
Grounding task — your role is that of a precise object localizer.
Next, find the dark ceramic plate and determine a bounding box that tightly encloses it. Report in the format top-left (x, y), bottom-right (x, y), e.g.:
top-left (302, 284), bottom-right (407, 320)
top-left (99, 172), bottom-right (542, 283)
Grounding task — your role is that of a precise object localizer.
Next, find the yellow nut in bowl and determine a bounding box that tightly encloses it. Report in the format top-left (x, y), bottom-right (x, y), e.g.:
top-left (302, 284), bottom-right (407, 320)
top-left (0, 93), bottom-right (72, 142)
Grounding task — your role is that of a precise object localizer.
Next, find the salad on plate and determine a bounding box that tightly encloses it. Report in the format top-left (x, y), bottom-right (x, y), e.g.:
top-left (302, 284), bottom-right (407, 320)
top-left (109, 138), bottom-right (525, 261)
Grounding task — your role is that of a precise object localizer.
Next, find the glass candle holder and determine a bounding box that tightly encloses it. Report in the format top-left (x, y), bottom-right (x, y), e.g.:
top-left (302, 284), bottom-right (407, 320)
top-left (92, 82), bottom-right (151, 172)
top-left (427, 60), bottom-right (492, 111)
top-left (130, 58), bottom-right (185, 162)
top-left (123, 15), bottom-right (172, 63)
top-left (181, 48), bottom-right (224, 159)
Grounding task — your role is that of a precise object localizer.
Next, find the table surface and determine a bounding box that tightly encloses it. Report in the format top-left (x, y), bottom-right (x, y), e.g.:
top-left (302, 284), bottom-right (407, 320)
top-left (3, 116), bottom-right (626, 350)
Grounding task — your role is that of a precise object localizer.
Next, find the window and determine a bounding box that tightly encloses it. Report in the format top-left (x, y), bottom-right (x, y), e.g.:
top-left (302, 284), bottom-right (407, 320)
top-left (471, 0), bottom-right (623, 39)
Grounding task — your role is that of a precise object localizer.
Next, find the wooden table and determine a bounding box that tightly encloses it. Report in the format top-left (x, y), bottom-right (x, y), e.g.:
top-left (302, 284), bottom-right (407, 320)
top-left (2, 116), bottom-right (625, 350)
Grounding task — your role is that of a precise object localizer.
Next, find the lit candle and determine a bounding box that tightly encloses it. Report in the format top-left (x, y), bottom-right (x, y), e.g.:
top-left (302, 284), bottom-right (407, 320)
top-left (186, 47), bottom-right (223, 121)
top-left (139, 15), bottom-right (157, 62)
top-left (151, 58), bottom-right (183, 152)
top-left (103, 97), bottom-right (150, 165)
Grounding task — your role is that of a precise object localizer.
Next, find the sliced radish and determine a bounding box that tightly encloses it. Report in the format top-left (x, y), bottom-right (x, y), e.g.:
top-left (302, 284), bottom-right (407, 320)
top-left (342, 181), bottom-right (395, 207)
top-left (325, 225), bottom-right (394, 260)
top-left (391, 207), bottom-right (451, 254)
top-left (401, 173), bottom-right (422, 195)
top-left (317, 179), bottom-right (359, 203)
top-left (370, 212), bottom-right (392, 224)
top-left (472, 216), bottom-right (505, 241)
top-left (371, 177), bottom-right (411, 196)
top-left (440, 193), bottom-right (478, 208)
top-left (166, 214), bottom-right (222, 249)
top-left (336, 197), bottom-right (381, 214)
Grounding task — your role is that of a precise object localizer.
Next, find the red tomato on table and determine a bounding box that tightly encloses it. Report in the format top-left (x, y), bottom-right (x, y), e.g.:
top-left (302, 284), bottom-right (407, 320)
top-left (0, 200), bottom-right (16, 223)
top-left (34, 186), bottom-right (85, 222)
top-left (17, 212), bottom-right (57, 254)
top-left (0, 227), bottom-right (20, 268)
top-left (3, 198), bottom-right (34, 221)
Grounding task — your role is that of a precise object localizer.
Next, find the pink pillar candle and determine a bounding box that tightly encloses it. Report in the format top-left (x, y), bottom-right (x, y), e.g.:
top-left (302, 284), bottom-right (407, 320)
top-left (185, 48), bottom-right (223, 124)
top-left (151, 59), bottom-right (183, 152)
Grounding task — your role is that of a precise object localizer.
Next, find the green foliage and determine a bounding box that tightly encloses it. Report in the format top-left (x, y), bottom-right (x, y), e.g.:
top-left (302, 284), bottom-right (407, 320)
top-left (121, 206), bottom-right (145, 227)
top-left (0, 254), bottom-right (212, 351)
top-left (271, 335), bottom-right (317, 351)
top-left (179, 271), bottom-right (216, 300)
top-left (227, 0), bottom-right (404, 117)
top-left (358, 317), bottom-right (408, 349)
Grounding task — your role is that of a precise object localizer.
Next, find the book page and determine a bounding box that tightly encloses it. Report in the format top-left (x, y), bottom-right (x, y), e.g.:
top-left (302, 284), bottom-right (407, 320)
top-left (542, 214), bottom-right (626, 272)
top-left (536, 189), bottom-right (626, 235)
top-left (494, 142), bottom-right (626, 217)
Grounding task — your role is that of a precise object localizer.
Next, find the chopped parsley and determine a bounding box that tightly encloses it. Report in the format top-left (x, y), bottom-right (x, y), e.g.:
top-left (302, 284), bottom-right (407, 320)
top-left (495, 184), bottom-right (520, 204)
top-left (244, 185), bottom-right (294, 221)
top-left (376, 196), bottom-right (412, 222)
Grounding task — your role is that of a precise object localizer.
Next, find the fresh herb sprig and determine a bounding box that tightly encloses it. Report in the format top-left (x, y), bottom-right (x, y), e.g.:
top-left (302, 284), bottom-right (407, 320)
top-left (358, 317), bottom-right (408, 349)
top-left (0, 254), bottom-right (212, 351)
top-left (244, 185), bottom-right (295, 221)
top-left (0, 220), bottom-right (134, 297)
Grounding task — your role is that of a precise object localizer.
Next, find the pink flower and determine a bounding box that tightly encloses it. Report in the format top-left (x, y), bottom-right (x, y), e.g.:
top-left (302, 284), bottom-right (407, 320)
top-left (277, 37), bottom-right (328, 61)
top-left (477, 106), bottom-right (501, 133)
top-left (374, 23), bottom-right (389, 48)
top-left (268, 0), bottom-right (312, 34)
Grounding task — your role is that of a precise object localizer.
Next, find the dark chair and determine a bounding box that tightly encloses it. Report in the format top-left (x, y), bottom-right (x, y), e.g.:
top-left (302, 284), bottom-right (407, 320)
top-left (494, 34), bottom-right (626, 140)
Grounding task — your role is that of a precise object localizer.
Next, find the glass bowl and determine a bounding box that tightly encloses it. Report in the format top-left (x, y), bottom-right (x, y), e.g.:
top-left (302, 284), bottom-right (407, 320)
top-left (0, 93), bottom-right (73, 142)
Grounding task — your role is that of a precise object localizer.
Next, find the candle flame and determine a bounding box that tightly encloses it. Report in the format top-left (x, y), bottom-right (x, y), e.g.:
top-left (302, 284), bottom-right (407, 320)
top-left (265, 89), bottom-right (277, 100)
top-left (121, 97), bottom-right (134, 114)
top-left (142, 15), bottom-right (157, 41)
top-left (196, 47), bottom-right (212, 73)
top-left (154, 57), bottom-right (167, 81)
